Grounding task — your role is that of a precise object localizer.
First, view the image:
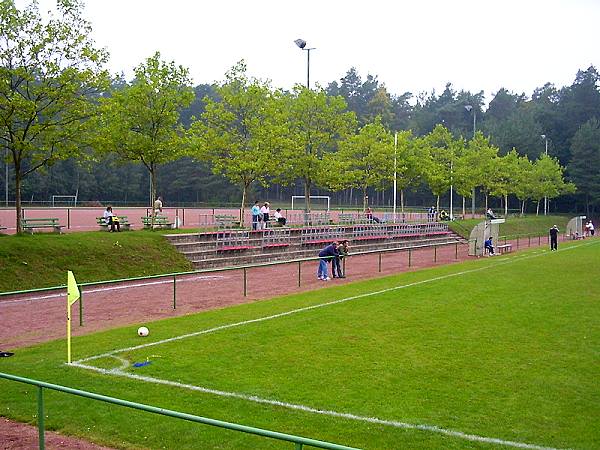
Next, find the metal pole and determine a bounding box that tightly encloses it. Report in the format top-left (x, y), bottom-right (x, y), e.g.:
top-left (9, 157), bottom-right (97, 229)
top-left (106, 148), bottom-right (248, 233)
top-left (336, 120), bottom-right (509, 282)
top-left (306, 48), bottom-right (310, 89)
top-left (434, 245), bottom-right (437, 263)
top-left (243, 268), bottom-right (247, 297)
top-left (449, 161), bottom-right (453, 220)
top-left (455, 242), bottom-right (458, 259)
top-left (378, 253), bottom-right (382, 272)
top-left (173, 275), bottom-right (176, 309)
top-left (5, 149), bottom-right (8, 207)
top-left (37, 386), bottom-right (45, 450)
top-left (79, 287), bottom-right (83, 327)
top-left (297, 261), bottom-right (301, 287)
top-left (408, 248), bottom-right (412, 267)
top-left (393, 132), bottom-right (397, 222)
top-left (67, 208), bottom-right (70, 230)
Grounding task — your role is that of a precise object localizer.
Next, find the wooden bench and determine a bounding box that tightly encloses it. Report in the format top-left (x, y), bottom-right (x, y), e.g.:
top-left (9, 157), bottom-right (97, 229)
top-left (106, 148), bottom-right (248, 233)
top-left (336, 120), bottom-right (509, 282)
top-left (141, 215), bottom-right (173, 229)
top-left (96, 216), bottom-right (131, 231)
top-left (22, 218), bottom-right (63, 234)
top-left (497, 243), bottom-right (513, 254)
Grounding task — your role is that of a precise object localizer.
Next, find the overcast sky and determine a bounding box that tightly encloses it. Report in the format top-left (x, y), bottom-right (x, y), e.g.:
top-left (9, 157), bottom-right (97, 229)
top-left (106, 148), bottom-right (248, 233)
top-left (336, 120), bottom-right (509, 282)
top-left (40, 0), bottom-right (600, 103)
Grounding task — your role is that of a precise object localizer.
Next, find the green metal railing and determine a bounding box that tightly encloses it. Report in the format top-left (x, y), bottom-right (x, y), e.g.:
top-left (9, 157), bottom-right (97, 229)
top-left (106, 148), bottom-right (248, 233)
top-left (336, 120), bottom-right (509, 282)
top-left (0, 372), bottom-right (360, 450)
top-left (0, 237), bottom-right (464, 322)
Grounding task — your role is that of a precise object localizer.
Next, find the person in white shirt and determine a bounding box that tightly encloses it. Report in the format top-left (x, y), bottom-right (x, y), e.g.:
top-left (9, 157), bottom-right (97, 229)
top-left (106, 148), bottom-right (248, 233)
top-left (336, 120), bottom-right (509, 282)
top-left (103, 206), bottom-right (120, 232)
top-left (154, 196), bottom-right (163, 215)
top-left (274, 208), bottom-right (286, 226)
top-left (260, 202), bottom-right (270, 229)
top-left (588, 221), bottom-right (595, 237)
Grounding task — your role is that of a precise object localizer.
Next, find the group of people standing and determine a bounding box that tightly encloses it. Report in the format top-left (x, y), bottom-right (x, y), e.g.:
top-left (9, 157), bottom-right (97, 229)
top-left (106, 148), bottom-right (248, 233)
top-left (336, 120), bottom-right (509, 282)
top-left (251, 201), bottom-right (286, 230)
top-left (317, 240), bottom-right (349, 281)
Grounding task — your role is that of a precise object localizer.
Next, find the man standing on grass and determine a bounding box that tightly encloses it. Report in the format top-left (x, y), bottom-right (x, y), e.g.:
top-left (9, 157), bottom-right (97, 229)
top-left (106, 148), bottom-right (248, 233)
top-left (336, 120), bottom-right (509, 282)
top-left (317, 241), bottom-right (337, 281)
top-left (549, 225), bottom-right (559, 251)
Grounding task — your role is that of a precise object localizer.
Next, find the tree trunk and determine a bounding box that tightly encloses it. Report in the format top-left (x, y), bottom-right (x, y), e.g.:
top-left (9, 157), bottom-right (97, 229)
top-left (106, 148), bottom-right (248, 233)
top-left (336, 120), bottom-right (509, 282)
top-left (239, 184), bottom-right (247, 227)
top-left (363, 186), bottom-right (368, 211)
top-left (436, 195), bottom-right (440, 214)
top-left (504, 194), bottom-right (508, 217)
top-left (462, 196), bottom-right (466, 218)
top-left (471, 187), bottom-right (476, 218)
top-left (485, 194), bottom-right (488, 211)
top-left (400, 189), bottom-right (405, 213)
top-left (15, 161), bottom-right (22, 233)
top-left (150, 167), bottom-right (157, 227)
top-left (536, 200), bottom-right (540, 216)
top-left (304, 177), bottom-right (311, 213)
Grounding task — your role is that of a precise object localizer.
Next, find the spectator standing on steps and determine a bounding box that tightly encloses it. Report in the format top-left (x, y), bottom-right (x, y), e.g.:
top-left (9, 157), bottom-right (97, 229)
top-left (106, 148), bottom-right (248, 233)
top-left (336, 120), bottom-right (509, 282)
top-left (549, 225), bottom-right (559, 251)
top-left (251, 201), bottom-right (260, 231)
top-left (317, 241), bottom-right (337, 281)
top-left (260, 202), bottom-right (270, 229)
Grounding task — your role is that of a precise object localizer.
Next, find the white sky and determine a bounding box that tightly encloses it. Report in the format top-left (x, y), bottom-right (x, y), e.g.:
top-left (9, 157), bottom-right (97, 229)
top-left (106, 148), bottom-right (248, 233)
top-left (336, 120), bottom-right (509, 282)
top-left (41, 0), bottom-right (600, 102)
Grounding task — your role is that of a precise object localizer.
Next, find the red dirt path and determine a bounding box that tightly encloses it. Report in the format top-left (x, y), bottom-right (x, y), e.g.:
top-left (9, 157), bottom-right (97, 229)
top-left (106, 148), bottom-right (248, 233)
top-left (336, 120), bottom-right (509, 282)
top-left (0, 236), bottom-right (556, 449)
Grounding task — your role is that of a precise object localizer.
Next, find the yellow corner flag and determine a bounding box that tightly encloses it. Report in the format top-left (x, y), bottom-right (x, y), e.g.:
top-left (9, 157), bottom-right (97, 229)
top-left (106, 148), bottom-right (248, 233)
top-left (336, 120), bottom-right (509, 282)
top-left (67, 271), bottom-right (80, 364)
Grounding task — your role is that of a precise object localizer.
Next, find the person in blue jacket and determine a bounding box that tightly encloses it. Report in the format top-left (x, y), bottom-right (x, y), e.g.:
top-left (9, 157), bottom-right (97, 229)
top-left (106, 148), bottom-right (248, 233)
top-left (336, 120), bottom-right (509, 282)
top-left (317, 241), bottom-right (338, 281)
top-left (250, 201), bottom-right (260, 231)
top-left (484, 236), bottom-right (495, 256)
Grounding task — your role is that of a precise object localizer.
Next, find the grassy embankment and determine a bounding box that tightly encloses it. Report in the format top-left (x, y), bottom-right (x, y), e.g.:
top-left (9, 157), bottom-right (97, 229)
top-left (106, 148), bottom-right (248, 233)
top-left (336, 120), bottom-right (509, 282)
top-left (448, 214), bottom-right (570, 239)
top-left (0, 231), bottom-right (192, 292)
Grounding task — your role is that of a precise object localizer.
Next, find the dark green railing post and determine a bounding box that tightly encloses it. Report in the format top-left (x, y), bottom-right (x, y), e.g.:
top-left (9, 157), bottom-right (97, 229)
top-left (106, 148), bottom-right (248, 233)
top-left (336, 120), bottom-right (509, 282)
top-left (455, 242), bottom-right (458, 259)
top-left (37, 386), bottom-right (45, 450)
top-left (378, 253), bottom-right (382, 272)
top-left (516, 236), bottom-right (519, 249)
top-left (78, 286), bottom-right (83, 327)
top-left (297, 261), bottom-right (301, 287)
top-left (296, 443), bottom-right (303, 449)
top-left (67, 208), bottom-right (70, 230)
top-left (173, 275), bottom-right (177, 310)
top-left (342, 257), bottom-right (346, 276)
top-left (434, 245), bottom-right (437, 263)
top-left (243, 268), bottom-right (247, 297)
top-left (408, 248), bottom-right (412, 267)
top-left (538, 235), bottom-right (541, 246)
top-left (528, 235), bottom-right (531, 247)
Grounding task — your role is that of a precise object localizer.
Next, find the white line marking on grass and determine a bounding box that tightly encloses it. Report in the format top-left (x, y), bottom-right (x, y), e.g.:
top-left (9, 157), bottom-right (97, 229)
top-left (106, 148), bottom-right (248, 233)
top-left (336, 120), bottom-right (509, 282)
top-left (73, 241), bottom-right (597, 449)
top-left (0, 275), bottom-right (226, 306)
top-left (70, 361), bottom-right (562, 450)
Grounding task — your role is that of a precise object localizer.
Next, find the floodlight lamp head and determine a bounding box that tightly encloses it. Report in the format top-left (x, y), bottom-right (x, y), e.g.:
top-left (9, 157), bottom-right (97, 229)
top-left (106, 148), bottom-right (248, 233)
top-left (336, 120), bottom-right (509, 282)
top-left (464, 105), bottom-right (473, 112)
top-left (294, 39), bottom-right (307, 49)
top-left (540, 134), bottom-right (546, 139)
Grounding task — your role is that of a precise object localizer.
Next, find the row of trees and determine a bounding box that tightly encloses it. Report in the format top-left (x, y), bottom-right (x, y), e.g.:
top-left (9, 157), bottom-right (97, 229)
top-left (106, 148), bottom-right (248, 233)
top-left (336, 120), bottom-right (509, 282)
top-left (0, 0), bottom-right (584, 231)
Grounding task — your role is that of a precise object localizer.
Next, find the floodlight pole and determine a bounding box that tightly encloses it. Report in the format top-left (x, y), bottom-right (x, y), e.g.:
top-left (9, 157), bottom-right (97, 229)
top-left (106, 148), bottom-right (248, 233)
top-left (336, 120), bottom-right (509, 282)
top-left (465, 105), bottom-right (476, 217)
top-left (393, 132), bottom-right (397, 222)
top-left (4, 149), bottom-right (8, 206)
top-left (542, 134), bottom-right (548, 215)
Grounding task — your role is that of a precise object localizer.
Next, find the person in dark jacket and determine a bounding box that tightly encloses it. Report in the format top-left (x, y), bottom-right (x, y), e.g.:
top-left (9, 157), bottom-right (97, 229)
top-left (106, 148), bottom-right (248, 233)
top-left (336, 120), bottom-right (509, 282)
top-left (484, 237), bottom-right (495, 256)
top-left (317, 242), bottom-right (337, 281)
top-left (549, 225), bottom-right (559, 251)
top-left (332, 240), bottom-right (349, 278)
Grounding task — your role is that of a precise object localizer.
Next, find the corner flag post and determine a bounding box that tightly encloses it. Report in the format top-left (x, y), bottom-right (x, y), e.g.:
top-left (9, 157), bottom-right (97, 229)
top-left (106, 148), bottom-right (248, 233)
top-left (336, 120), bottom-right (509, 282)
top-left (67, 271), bottom-right (80, 364)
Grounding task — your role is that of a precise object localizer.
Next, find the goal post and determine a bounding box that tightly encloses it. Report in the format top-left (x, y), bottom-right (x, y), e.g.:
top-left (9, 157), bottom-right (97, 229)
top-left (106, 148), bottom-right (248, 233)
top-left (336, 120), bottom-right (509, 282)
top-left (51, 194), bottom-right (78, 207)
top-left (291, 195), bottom-right (330, 211)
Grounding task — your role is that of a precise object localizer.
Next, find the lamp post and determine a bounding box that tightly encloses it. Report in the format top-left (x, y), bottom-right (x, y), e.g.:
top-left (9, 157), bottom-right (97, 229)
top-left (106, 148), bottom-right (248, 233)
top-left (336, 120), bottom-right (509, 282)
top-left (465, 105), bottom-right (477, 217)
top-left (294, 39), bottom-right (315, 89)
top-left (541, 134), bottom-right (549, 215)
top-left (393, 132), bottom-right (397, 222)
top-left (4, 149), bottom-right (7, 206)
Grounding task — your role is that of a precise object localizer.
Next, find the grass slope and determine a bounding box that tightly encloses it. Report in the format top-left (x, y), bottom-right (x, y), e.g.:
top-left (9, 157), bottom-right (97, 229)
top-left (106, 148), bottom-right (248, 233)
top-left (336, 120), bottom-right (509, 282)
top-left (449, 214), bottom-right (570, 239)
top-left (0, 231), bottom-right (192, 292)
top-left (1, 240), bottom-right (598, 449)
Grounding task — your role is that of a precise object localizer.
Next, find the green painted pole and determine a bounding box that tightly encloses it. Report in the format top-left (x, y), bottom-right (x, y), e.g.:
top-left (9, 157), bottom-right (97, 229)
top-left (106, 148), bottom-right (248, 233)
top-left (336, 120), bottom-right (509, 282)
top-left (173, 275), bottom-right (177, 309)
top-left (538, 235), bottom-right (541, 246)
top-left (78, 286), bottom-right (83, 327)
top-left (67, 209), bottom-right (70, 230)
top-left (296, 443), bottom-right (303, 449)
top-left (455, 242), bottom-right (458, 259)
top-left (342, 257), bottom-right (346, 276)
top-left (37, 386), bottom-right (45, 450)
top-left (434, 245), bottom-right (437, 263)
top-left (528, 235), bottom-right (531, 247)
top-left (516, 236), bottom-right (519, 248)
top-left (297, 261), bottom-right (301, 287)
top-left (243, 268), bottom-right (247, 297)
top-left (408, 248), bottom-right (412, 267)
top-left (378, 253), bottom-right (382, 272)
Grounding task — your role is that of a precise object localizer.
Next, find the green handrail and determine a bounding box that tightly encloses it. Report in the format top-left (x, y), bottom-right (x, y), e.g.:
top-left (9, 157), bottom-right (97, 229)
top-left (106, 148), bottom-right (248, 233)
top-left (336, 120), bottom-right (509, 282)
top-left (0, 372), bottom-right (360, 450)
top-left (0, 237), bottom-right (462, 298)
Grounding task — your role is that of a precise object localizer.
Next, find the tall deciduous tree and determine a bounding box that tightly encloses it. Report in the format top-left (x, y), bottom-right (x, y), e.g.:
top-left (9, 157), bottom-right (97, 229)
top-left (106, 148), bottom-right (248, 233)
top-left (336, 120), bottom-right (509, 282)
top-left (281, 86), bottom-right (355, 212)
top-left (326, 119), bottom-right (394, 210)
top-left (0, 0), bottom-right (109, 231)
top-left (97, 52), bottom-right (193, 220)
top-left (190, 62), bottom-right (286, 226)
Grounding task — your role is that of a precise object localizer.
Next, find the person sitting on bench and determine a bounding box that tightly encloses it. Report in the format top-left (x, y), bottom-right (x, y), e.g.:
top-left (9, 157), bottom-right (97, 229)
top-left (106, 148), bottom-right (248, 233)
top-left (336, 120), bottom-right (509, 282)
top-left (274, 208), bottom-right (287, 226)
top-left (484, 236), bottom-right (495, 256)
top-left (439, 210), bottom-right (449, 221)
top-left (103, 206), bottom-right (121, 232)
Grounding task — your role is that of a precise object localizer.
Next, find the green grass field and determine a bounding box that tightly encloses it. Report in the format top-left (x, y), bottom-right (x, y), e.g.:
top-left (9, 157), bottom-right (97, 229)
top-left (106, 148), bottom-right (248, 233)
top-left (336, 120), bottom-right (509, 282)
top-left (1, 240), bottom-right (599, 449)
top-left (449, 215), bottom-right (570, 239)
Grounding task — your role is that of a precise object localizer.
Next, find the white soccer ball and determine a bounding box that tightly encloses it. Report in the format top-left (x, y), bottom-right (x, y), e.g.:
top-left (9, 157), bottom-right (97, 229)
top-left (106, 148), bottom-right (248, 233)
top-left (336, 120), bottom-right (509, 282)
top-left (137, 326), bottom-right (149, 337)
